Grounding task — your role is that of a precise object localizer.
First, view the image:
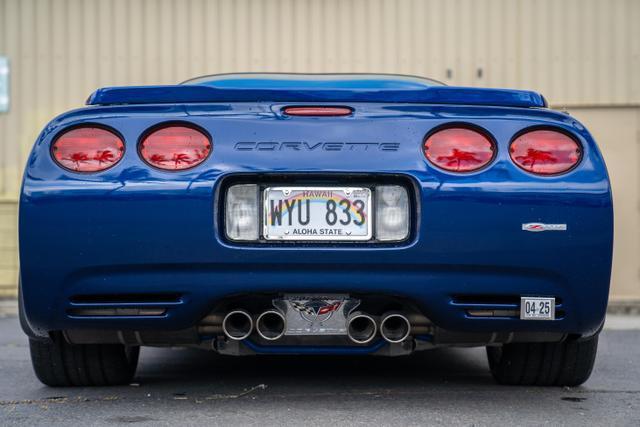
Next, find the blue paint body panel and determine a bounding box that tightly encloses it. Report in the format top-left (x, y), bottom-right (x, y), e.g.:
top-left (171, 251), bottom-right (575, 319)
top-left (19, 75), bottom-right (612, 353)
top-left (87, 74), bottom-right (546, 108)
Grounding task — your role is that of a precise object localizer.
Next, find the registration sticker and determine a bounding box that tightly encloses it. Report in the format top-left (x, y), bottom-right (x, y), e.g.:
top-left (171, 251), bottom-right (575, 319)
top-left (520, 297), bottom-right (556, 320)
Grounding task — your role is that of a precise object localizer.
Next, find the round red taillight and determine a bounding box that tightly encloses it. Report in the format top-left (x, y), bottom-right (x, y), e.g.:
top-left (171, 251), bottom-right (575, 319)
top-left (51, 127), bottom-right (124, 172)
top-left (510, 130), bottom-right (581, 175)
top-left (139, 125), bottom-right (211, 171)
top-left (423, 127), bottom-right (495, 172)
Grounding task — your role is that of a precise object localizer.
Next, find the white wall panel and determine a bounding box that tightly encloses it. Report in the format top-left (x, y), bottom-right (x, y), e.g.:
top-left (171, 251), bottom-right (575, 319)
top-left (0, 0), bottom-right (638, 297)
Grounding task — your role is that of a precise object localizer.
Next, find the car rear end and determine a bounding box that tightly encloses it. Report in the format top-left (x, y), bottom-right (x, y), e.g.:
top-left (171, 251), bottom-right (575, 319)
top-left (19, 74), bottom-right (613, 386)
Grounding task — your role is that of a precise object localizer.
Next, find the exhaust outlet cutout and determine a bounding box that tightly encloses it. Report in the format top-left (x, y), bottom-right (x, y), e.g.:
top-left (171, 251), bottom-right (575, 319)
top-left (222, 310), bottom-right (253, 341)
top-left (380, 312), bottom-right (411, 343)
top-left (347, 312), bottom-right (377, 344)
top-left (256, 310), bottom-right (286, 341)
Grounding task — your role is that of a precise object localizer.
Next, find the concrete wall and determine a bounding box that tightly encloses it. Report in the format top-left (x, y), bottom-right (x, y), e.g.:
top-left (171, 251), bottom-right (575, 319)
top-left (0, 0), bottom-right (638, 298)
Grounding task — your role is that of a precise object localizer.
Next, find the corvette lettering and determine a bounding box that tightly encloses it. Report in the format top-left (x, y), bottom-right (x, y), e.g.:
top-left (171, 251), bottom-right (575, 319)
top-left (234, 141), bottom-right (400, 152)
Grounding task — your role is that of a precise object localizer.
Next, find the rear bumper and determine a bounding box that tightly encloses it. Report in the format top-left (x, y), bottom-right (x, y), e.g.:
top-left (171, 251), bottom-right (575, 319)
top-left (26, 260), bottom-right (603, 336)
top-left (20, 171), bottom-right (612, 340)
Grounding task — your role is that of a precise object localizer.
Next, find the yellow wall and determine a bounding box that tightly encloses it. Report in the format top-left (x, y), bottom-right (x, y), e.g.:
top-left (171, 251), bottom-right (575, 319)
top-left (568, 107), bottom-right (640, 301)
top-left (0, 201), bottom-right (17, 295)
top-left (0, 0), bottom-right (639, 298)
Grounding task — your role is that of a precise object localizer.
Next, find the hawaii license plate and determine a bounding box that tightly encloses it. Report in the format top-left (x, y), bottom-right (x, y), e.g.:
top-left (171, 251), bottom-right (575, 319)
top-left (263, 187), bottom-right (372, 240)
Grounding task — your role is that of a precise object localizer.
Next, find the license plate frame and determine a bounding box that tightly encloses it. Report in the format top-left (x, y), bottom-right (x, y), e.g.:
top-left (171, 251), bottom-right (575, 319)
top-left (520, 297), bottom-right (556, 320)
top-left (262, 186), bottom-right (373, 241)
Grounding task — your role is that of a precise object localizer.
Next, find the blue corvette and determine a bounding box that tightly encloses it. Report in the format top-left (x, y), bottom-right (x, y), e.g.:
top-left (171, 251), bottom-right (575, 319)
top-left (19, 74), bottom-right (612, 387)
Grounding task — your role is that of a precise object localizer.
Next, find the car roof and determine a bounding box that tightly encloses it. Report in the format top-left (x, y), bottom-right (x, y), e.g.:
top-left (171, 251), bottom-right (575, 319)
top-left (181, 73), bottom-right (446, 90)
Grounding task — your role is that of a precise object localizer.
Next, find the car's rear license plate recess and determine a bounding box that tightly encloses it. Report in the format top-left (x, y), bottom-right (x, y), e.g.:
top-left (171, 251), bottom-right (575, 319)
top-left (263, 186), bottom-right (372, 241)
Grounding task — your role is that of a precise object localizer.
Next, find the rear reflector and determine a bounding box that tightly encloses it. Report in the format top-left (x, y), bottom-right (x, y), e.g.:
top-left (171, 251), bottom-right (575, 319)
top-left (424, 127), bottom-right (495, 172)
top-left (283, 106), bottom-right (353, 116)
top-left (70, 293), bottom-right (182, 304)
top-left (510, 129), bottom-right (581, 175)
top-left (467, 309), bottom-right (519, 318)
top-left (68, 308), bottom-right (167, 317)
top-left (140, 125), bottom-right (211, 170)
top-left (52, 127), bottom-right (124, 172)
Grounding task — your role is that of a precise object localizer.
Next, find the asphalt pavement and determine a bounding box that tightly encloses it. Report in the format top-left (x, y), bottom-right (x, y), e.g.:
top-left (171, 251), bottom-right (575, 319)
top-left (0, 303), bottom-right (639, 426)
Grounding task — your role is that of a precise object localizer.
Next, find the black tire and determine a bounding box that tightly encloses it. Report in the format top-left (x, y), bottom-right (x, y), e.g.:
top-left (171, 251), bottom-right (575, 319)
top-left (486, 334), bottom-right (598, 386)
top-left (29, 334), bottom-right (139, 387)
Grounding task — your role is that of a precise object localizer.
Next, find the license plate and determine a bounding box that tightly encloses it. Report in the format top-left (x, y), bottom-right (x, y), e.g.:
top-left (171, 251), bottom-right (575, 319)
top-left (520, 297), bottom-right (555, 320)
top-left (263, 187), bottom-right (372, 241)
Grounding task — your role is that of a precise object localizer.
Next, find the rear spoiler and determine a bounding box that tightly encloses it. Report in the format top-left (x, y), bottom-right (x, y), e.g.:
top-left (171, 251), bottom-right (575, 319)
top-left (87, 85), bottom-right (547, 109)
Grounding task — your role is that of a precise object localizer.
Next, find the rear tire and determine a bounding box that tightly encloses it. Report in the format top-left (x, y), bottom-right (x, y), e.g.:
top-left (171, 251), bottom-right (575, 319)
top-left (486, 334), bottom-right (598, 386)
top-left (29, 334), bottom-right (139, 387)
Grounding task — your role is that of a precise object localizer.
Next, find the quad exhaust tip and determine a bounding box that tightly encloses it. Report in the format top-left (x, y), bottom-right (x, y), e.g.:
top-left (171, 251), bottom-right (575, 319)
top-left (256, 310), bottom-right (286, 341)
top-left (222, 308), bottom-right (411, 344)
top-left (380, 312), bottom-right (411, 343)
top-left (222, 310), bottom-right (253, 341)
top-left (347, 312), bottom-right (377, 344)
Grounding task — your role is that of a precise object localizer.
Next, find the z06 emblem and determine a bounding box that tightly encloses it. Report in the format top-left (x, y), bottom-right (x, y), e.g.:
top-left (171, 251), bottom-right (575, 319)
top-left (522, 223), bottom-right (567, 232)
